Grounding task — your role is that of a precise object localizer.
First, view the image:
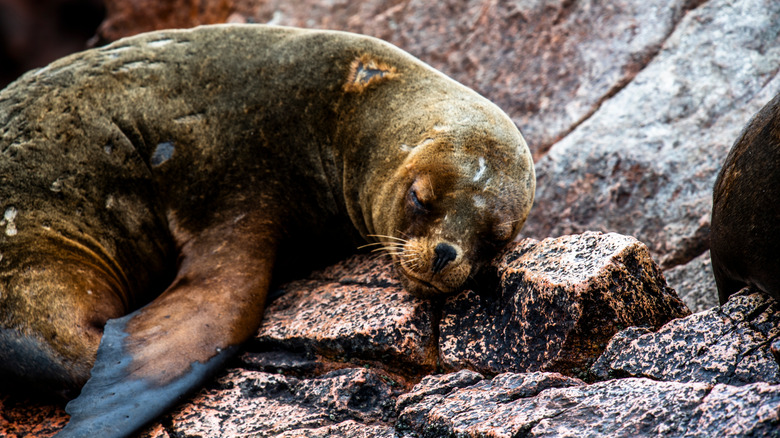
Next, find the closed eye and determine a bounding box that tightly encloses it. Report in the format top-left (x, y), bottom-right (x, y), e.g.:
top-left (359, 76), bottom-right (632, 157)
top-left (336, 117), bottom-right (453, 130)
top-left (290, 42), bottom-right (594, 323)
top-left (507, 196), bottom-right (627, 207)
top-left (409, 189), bottom-right (429, 214)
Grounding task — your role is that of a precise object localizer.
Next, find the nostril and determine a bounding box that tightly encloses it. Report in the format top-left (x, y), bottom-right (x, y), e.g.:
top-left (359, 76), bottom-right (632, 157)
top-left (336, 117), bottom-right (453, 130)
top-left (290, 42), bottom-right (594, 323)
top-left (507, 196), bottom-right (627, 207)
top-left (432, 243), bottom-right (458, 273)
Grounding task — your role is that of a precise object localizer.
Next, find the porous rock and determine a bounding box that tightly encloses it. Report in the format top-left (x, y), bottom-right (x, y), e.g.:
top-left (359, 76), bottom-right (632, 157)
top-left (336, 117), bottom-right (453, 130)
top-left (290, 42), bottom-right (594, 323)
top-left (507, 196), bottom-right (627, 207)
top-left (591, 288), bottom-right (780, 385)
top-left (440, 232), bottom-right (690, 377)
top-left (396, 371), bottom-right (780, 438)
top-left (141, 367), bottom-right (399, 438)
top-left (0, 393), bottom-right (67, 438)
top-left (254, 255), bottom-right (437, 372)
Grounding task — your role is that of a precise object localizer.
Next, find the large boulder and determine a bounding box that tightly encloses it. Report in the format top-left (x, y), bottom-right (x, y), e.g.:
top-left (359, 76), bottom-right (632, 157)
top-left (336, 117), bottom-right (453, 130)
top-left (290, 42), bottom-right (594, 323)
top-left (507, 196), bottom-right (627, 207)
top-left (440, 232), bottom-right (689, 377)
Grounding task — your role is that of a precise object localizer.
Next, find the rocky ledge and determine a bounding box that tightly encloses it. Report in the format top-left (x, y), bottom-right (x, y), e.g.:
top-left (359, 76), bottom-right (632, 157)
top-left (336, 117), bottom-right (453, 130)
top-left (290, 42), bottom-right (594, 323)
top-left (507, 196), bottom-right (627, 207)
top-left (2, 0), bottom-right (780, 436)
top-left (3, 232), bottom-right (778, 437)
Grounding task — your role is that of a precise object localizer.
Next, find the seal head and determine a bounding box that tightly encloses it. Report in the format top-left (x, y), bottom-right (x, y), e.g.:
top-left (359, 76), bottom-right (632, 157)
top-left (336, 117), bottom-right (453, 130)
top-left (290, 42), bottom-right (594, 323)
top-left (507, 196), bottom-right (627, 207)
top-left (337, 56), bottom-right (535, 297)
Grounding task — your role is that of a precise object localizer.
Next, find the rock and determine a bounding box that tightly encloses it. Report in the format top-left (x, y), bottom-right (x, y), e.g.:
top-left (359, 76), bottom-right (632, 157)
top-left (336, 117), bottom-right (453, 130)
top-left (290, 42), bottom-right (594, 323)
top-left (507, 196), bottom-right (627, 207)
top-left (141, 367), bottom-right (400, 438)
top-left (241, 0), bottom-right (701, 158)
top-left (0, 393), bottom-right (68, 438)
top-left (0, 0), bottom-right (105, 88)
top-left (97, 0), bottom-right (234, 42)
top-left (253, 255), bottom-right (437, 372)
top-left (592, 289), bottom-right (780, 385)
top-left (440, 232), bottom-right (690, 378)
top-left (663, 250), bottom-right (719, 313)
top-left (522, 0), bottom-right (780, 269)
top-left (396, 371), bottom-right (780, 437)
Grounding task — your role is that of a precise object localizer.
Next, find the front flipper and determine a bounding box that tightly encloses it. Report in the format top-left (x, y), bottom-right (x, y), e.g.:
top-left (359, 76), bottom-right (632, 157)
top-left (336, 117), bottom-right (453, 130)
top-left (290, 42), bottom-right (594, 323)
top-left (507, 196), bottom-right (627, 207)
top-left (56, 219), bottom-right (275, 438)
top-left (56, 312), bottom-right (237, 436)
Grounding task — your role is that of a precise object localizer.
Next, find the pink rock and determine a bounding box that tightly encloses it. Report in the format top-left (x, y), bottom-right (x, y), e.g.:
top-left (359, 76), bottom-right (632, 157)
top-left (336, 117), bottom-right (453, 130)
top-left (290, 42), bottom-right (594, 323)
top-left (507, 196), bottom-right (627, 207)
top-left (255, 255), bottom-right (437, 371)
top-left (440, 232), bottom-right (690, 376)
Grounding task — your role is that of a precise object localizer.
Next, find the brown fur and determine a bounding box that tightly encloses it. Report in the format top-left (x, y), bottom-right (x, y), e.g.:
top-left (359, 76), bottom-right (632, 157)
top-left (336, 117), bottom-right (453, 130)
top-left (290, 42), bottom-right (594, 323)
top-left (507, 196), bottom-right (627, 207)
top-left (0, 24), bottom-right (534, 436)
top-left (711, 92), bottom-right (780, 304)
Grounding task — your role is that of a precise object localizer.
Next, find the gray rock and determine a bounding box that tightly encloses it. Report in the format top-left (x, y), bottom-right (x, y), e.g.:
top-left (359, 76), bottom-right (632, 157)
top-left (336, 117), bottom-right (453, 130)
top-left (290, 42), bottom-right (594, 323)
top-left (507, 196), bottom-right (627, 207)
top-left (663, 251), bottom-right (718, 313)
top-left (522, 0), bottom-right (780, 269)
top-left (440, 232), bottom-right (689, 377)
top-left (396, 372), bottom-right (780, 438)
top-left (592, 289), bottom-right (780, 385)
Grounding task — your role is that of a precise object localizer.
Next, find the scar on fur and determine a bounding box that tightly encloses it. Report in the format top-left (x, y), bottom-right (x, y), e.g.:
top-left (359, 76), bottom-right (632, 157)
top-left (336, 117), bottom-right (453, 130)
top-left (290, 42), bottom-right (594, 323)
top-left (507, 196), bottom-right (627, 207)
top-left (344, 54), bottom-right (398, 93)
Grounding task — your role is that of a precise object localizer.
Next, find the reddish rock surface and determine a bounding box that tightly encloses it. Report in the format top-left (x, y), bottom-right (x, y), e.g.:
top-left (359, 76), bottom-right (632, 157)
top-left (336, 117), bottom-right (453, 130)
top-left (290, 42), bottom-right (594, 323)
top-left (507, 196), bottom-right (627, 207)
top-left (140, 367), bottom-right (400, 438)
top-left (0, 393), bottom-right (68, 438)
top-left (592, 288), bottom-right (780, 385)
top-left (3, 0), bottom-right (780, 436)
top-left (254, 255), bottom-right (437, 373)
top-left (440, 232), bottom-right (690, 377)
top-left (97, 0), bottom-right (235, 42)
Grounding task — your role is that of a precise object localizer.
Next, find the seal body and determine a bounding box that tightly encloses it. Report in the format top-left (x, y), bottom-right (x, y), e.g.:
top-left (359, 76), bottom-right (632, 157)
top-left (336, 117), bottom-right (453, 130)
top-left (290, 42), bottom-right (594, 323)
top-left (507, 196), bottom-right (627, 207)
top-left (711, 92), bottom-right (780, 304)
top-left (0, 25), bottom-right (535, 437)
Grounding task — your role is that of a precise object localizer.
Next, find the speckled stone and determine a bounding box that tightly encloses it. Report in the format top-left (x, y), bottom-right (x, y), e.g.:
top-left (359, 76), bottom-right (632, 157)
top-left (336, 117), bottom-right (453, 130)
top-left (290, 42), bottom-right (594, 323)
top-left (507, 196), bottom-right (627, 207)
top-left (396, 372), bottom-right (780, 438)
top-left (591, 288), bottom-right (780, 385)
top-left (0, 393), bottom-right (68, 438)
top-left (663, 250), bottom-right (719, 313)
top-left (255, 254), bottom-right (437, 371)
top-left (439, 232), bottom-right (690, 377)
top-left (142, 367), bottom-right (400, 437)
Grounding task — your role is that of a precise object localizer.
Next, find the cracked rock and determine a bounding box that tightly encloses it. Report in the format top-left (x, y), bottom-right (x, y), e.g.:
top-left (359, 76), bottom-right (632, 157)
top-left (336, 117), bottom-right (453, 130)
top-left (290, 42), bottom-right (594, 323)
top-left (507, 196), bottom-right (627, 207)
top-left (396, 372), bottom-right (780, 438)
top-left (141, 367), bottom-right (400, 438)
top-left (440, 232), bottom-right (690, 377)
top-left (592, 289), bottom-right (780, 385)
top-left (253, 255), bottom-right (437, 372)
top-left (522, 0), bottom-right (780, 269)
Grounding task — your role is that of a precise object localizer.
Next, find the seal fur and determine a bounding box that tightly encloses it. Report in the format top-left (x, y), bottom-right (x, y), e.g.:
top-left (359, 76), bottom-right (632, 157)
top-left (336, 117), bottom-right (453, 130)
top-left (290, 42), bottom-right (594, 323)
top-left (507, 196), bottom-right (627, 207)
top-left (0, 24), bottom-right (535, 436)
top-left (711, 92), bottom-right (780, 304)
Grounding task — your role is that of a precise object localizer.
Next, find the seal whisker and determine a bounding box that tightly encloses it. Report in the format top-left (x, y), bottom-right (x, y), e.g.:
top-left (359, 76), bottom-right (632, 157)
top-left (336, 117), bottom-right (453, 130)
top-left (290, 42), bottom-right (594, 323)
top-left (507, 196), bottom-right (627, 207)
top-left (358, 241), bottom-right (404, 250)
top-left (367, 234), bottom-right (409, 243)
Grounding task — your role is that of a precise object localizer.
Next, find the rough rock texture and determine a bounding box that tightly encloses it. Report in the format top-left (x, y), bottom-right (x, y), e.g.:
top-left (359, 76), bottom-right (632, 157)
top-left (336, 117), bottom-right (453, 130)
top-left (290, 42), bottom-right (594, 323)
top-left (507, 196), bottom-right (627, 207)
top-left (396, 371), bottom-right (780, 438)
top-left (523, 0), bottom-right (780, 269)
top-left (440, 232), bottom-right (690, 378)
top-left (140, 367), bottom-right (400, 438)
top-left (239, 0), bottom-right (704, 159)
top-left (3, 0), bottom-right (780, 436)
top-left (253, 255), bottom-right (437, 373)
top-left (97, 0), bottom-right (235, 42)
top-left (592, 288), bottom-right (780, 385)
top-left (0, 393), bottom-right (67, 438)
top-left (664, 250), bottom-right (718, 312)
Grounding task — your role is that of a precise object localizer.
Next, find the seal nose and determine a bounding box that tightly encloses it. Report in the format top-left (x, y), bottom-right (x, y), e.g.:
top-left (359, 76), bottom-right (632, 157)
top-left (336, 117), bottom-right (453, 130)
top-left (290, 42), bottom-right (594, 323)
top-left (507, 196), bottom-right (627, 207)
top-left (432, 243), bottom-right (458, 273)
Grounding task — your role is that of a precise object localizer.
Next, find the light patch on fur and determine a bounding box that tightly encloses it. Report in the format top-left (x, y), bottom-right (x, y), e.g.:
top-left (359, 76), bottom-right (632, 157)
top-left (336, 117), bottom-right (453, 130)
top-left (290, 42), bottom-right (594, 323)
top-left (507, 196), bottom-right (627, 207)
top-left (147, 38), bottom-right (174, 48)
top-left (473, 195), bottom-right (486, 209)
top-left (344, 54), bottom-right (398, 93)
top-left (151, 141), bottom-right (175, 167)
top-left (473, 157), bottom-right (487, 182)
top-left (2, 207), bottom-right (18, 236)
top-left (114, 61), bottom-right (165, 73)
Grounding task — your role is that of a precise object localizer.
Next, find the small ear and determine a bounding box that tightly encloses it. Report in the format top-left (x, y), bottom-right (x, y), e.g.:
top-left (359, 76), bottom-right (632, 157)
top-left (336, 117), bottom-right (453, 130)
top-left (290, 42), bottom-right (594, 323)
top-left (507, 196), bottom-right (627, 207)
top-left (343, 54), bottom-right (398, 93)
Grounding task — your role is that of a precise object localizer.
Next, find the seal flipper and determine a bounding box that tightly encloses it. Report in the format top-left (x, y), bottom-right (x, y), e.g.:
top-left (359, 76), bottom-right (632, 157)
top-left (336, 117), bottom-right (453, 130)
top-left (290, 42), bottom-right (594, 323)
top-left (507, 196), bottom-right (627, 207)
top-left (56, 221), bottom-right (275, 438)
top-left (56, 312), bottom-right (236, 437)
